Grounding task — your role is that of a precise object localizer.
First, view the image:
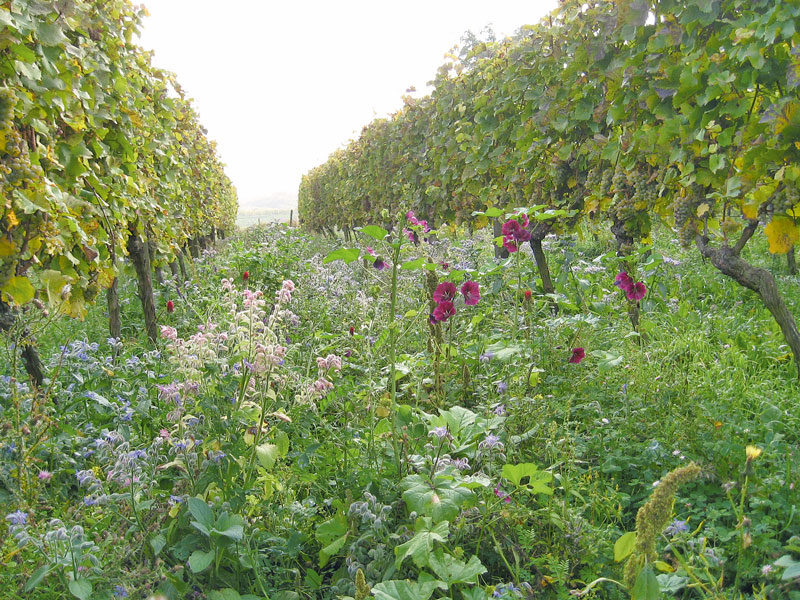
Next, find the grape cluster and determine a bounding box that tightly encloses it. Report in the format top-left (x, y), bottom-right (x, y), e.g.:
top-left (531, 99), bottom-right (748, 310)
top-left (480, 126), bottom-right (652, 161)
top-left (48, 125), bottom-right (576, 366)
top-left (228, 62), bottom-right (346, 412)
top-left (600, 169), bottom-right (613, 196)
top-left (673, 189), bottom-right (701, 247)
top-left (551, 159), bottom-right (570, 188)
top-left (0, 88), bottom-right (43, 194)
top-left (773, 184), bottom-right (800, 216)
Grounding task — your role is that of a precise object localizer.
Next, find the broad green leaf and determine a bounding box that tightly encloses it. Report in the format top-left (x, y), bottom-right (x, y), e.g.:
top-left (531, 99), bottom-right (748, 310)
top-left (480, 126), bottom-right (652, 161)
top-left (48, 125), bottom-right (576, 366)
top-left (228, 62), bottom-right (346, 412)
top-left (274, 430), bottom-right (290, 457)
top-left (187, 497), bottom-right (215, 529)
top-left (25, 565), bottom-right (51, 591)
top-left (401, 257), bottom-right (426, 270)
top-left (631, 564), bottom-right (660, 600)
top-left (502, 463), bottom-right (539, 486)
top-left (36, 22), bottom-right (68, 46)
top-left (394, 517), bottom-right (449, 568)
top-left (358, 225), bottom-right (388, 241)
top-left (323, 248), bottom-right (361, 264)
top-left (401, 474), bottom-right (474, 523)
top-left (428, 549), bottom-right (487, 585)
top-left (614, 532), bottom-right (637, 562)
top-left (372, 575), bottom-right (441, 600)
top-left (150, 534), bottom-right (166, 556)
top-left (208, 590), bottom-right (242, 600)
top-left (316, 512), bottom-right (349, 567)
top-left (68, 578), bottom-right (92, 600)
top-left (256, 443), bottom-right (278, 470)
top-left (189, 549), bottom-right (215, 573)
top-left (212, 513), bottom-right (244, 541)
top-left (2, 276), bottom-right (35, 305)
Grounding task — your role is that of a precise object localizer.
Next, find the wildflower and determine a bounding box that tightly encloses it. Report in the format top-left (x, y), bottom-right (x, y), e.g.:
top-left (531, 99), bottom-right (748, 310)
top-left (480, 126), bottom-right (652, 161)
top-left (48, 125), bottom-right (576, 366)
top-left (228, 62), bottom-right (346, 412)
top-left (461, 280), bottom-right (480, 305)
top-left (494, 484), bottom-right (511, 504)
top-left (501, 219), bottom-right (531, 253)
top-left (493, 404), bottom-right (506, 416)
top-left (480, 434), bottom-right (504, 450)
top-left (5, 510), bottom-right (28, 526)
top-left (479, 351), bottom-right (494, 363)
top-left (568, 347), bottom-right (586, 364)
top-left (614, 272), bottom-right (634, 292)
top-left (365, 246), bottom-right (376, 257)
top-left (430, 426), bottom-right (449, 439)
top-left (761, 564), bottom-right (774, 576)
top-left (166, 300), bottom-right (174, 313)
top-left (243, 271), bottom-right (249, 281)
top-left (627, 281), bottom-right (647, 301)
top-left (373, 258), bottom-right (388, 271)
top-left (497, 381), bottom-right (508, 394)
top-left (433, 300), bottom-right (456, 322)
top-left (433, 282), bottom-right (457, 304)
top-left (428, 313), bottom-right (438, 325)
top-left (38, 470), bottom-right (52, 481)
top-left (114, 585), bottom-right (129, 597)
top-left (745, 445), bottom-right (762, 462)
top-left (664, 519), bottom-right (689, 536)
top-left (524, 289), bottom-right (532, 301)
top-left (406, 210), bottom-right (418, 225)
top-left (349, 326), bottom-right (355, 336)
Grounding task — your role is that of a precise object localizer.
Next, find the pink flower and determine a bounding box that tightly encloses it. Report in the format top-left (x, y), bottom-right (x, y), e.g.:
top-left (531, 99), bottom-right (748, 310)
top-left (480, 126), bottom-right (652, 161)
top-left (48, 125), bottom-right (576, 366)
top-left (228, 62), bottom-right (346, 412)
top-left (614, 272), bottom-right (634, 292)
top-left (365, 246), bottom-right (376, 257)
top-left (406, 211), bottom-right (418, 225)
top-left (373, 258), bottom-right (388, 270)
top-left (419, 219), bottom-right (430, 233)
top-left (461, 281), bottom-right (480, 305)
top-left (501, 219), bottom-right (531, 253)
top-left (568, 348), bottom-right (585, 364)
top-left (494, 484), bottom-right (511, 504)
top-left (627, 281), bottom-right (647, 302)
top-left (38, 470), bottom-right (52, 481)
top-left (433, 300), bottom-right (456, 322)
top-left (433, 282), bottom-right (457, 304)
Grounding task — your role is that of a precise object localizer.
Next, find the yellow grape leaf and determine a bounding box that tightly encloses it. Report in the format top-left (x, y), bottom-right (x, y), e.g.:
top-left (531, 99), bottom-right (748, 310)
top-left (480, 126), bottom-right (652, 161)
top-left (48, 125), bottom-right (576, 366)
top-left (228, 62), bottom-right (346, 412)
top-left (567, 176), bottom-right (577, 189)
top-left (0, 237), bottom-right (15, 257)
top-left (696, 203), bottom-right (710, 217)
top-left (474, 215), bottom-right (489, 229)
top-left (584, 198), bottom-right (599, 213)
top-left (41, 269), bottom-right (70, 305)
top-left (2, 276), bottom-right (35, 305)
top-left (6, 209), bottom-right (19, 228)
top-left (764, 217), bottom-right (799, 254)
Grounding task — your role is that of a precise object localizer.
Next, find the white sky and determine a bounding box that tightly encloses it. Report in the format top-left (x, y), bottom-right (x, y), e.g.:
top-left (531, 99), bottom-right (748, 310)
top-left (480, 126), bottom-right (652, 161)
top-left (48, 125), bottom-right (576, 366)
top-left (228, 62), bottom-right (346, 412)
top-left (136, 1), bottom-right (558, 211)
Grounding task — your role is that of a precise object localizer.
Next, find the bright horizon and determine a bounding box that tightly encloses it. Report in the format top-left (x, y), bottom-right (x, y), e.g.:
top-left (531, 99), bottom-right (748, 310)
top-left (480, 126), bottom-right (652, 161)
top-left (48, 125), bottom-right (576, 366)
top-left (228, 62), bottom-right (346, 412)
top-left (136, 1), bottom-right (559, 212)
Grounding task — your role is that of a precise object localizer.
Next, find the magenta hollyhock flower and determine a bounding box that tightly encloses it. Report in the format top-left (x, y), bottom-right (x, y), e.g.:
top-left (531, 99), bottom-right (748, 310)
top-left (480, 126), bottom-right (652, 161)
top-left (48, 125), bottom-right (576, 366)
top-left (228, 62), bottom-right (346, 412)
top-left (501, 219), bottom-right (531, 253)
top-left (419, 219), bottom-right (430, 233)
top-left (406, 211), bottom-right (418, 225)
top-left (433, 300), bottom-right (456, 322)
top-left (461, 280), bottom-right (480, 305)
top-left (627, 281), bottom-right (647, 301)
top-left (614, 272), bottom-right (634, 292)
top-left (518, 213), bottom-right (530, 228)
top-left (568, 348), bottom-right (585, 364)
top-left (365, 246), bottom-right (376, 257)
top-left (433, 282), bottom-right (457, 304)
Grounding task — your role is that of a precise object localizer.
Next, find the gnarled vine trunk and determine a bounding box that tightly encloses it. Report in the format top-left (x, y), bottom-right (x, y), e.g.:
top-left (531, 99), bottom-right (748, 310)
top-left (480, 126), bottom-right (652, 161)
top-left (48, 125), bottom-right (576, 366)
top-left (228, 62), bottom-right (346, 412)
top-left (127, 227), bottom-right (158, 344)
top-left (0, 300), bottom-right (44, 387)
top-left (529, 223), bottom-right (557, 314)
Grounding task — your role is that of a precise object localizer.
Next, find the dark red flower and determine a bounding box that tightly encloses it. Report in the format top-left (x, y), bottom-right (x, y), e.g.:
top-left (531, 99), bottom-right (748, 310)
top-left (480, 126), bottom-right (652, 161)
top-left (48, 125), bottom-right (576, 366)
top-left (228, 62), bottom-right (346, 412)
top-left (568, 347), bottom-right (585, 364)
top-left (166, 300), bottom-right (174, 313)
top-left (349, 326), bottom-right (355, 336)
top-left (243, 271), bottom-right (250, 281)
top-left (501, 219), bottom-right (531, 253)
top-left (614, 272), bottom-right (633, 292)
top-left (433, 282), bottom-right (457, 304)
top-left (433, 300), bottom-right (456, 322)
top-left (524, 290), bottom-right (532, 301)
top-left (627, 281), bottom-right (647, 301)
top-left (428, 313), bottom-right (438, 325)
top-left (461, 281), bottom-right (480, 305)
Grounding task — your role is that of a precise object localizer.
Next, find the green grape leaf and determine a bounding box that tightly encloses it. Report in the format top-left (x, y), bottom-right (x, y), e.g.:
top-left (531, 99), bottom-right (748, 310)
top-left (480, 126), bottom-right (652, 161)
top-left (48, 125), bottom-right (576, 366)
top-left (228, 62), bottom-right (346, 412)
top-left (394, 517), bottom-right (449, 569)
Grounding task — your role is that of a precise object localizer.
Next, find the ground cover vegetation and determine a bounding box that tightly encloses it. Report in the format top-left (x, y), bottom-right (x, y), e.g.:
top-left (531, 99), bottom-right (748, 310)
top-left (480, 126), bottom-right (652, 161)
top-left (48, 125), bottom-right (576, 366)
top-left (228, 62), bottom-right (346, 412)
top-left (3, 0), bottom-right (800, 599)
top-left (2, 221), bottom-right (799, 600)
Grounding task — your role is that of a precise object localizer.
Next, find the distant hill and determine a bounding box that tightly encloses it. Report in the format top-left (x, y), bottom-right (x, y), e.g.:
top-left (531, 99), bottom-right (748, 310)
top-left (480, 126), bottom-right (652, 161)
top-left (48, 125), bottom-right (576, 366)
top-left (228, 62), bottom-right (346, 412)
top-left (238, 192), bottom-right (297, 213)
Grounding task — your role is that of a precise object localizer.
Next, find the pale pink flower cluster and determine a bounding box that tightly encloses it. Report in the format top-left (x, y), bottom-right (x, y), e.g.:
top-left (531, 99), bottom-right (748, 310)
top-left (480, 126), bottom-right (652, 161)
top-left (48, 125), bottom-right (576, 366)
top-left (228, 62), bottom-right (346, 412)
top-left (242, 289), bottom-right (266, 309)
top-left (276, 279), bottom-right (295, 303)
top-left (221, 278), bottom-right (235, 292)
top-left (253, 343), bottom-right (287, 372)
top-left (160, 325), bottom-right (178, 341)
top-left (316, 354), bottom-right (342, 372)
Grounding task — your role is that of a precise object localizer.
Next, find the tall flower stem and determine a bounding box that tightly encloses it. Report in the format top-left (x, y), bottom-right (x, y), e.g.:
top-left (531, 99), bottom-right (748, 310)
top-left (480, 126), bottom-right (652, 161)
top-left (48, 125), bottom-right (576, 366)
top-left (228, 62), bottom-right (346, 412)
top-left (388, 242), bottom-right (403, 476)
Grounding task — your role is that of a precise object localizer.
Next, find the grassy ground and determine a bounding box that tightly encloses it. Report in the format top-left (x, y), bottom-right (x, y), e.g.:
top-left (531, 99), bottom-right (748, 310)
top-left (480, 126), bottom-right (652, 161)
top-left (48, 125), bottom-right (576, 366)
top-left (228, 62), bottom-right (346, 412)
top-left (1, 222), bottom-right (799, 599)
